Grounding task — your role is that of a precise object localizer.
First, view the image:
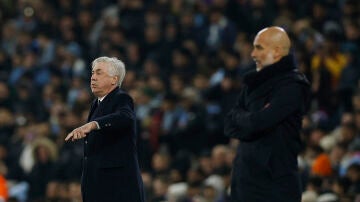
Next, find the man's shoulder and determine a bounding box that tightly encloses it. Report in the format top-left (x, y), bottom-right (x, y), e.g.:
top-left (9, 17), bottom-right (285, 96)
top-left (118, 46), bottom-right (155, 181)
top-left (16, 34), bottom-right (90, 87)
top-left (274, 70), bottom-right (310, 87)
top-left (113, 89), bottom-right (134, 102)
top-left (114, 88), bottom-right (130, 96)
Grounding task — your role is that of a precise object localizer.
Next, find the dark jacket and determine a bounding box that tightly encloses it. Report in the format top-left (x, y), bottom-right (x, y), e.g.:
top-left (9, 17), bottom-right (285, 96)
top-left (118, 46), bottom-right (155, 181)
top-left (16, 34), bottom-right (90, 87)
top-left (224, 55), bottom-right (310, 202)
top-left (82, 87), bottom-right (145, 202)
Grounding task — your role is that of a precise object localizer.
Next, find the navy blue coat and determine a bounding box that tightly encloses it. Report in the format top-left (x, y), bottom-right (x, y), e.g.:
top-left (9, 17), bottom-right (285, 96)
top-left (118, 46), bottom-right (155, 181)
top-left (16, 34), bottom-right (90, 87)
top-left (82, 87), bottom-right (145, 202)
top-left (224, 55), bottom-right (310, 202)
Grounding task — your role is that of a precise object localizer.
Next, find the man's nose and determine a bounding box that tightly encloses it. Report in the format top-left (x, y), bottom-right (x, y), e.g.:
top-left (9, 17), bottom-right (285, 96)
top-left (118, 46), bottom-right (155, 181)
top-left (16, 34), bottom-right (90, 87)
top-left (251, 50), bottom-right (256, 58)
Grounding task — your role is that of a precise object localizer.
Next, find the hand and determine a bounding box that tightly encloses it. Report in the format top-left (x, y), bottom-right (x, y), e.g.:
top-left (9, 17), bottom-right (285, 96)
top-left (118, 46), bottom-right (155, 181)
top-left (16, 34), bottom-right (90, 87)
top-left (65, 121), bottom-right (97, 141)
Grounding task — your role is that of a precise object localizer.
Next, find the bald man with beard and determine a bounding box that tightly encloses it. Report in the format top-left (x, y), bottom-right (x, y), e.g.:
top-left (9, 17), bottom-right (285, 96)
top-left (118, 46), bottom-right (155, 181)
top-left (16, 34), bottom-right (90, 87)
top-left (224, 27), bottom-right (310, 201)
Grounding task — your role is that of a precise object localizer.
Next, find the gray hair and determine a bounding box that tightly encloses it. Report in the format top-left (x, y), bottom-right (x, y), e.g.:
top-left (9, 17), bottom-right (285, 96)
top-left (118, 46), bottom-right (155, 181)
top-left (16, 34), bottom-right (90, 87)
top-left (91, 56), bottom-right (126, 87)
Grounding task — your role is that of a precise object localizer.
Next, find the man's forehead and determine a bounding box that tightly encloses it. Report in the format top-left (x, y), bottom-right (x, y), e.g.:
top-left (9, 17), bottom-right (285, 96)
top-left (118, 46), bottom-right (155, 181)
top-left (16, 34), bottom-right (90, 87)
top-left (92, 62), bottom-right (107, 70)
top-left (253, 35), bottom-right (266, 46)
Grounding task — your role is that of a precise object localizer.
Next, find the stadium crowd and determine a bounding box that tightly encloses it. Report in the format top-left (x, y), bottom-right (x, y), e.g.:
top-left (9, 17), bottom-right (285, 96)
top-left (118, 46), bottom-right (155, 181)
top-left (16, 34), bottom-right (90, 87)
top-left (0, 0), bottom-right (360, 201)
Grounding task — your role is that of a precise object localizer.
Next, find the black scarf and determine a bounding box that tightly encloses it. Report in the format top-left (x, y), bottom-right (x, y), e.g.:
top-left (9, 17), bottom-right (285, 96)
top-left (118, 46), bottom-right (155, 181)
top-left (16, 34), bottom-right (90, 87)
top-left (244, 54), bottom-right (297, 89)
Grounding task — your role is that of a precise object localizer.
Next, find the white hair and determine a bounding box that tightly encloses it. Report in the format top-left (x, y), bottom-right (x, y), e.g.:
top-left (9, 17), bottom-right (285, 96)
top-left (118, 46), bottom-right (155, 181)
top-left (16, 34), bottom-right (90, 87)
top-left (91, 56), bottom-right (126, 87)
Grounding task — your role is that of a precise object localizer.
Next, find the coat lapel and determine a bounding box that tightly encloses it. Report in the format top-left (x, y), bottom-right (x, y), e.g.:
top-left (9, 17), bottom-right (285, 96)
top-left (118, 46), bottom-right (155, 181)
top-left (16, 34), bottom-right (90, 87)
top-left (87, 87), bottom-right (120, 121)
top-left (88, 99), bottom-right (98, 122)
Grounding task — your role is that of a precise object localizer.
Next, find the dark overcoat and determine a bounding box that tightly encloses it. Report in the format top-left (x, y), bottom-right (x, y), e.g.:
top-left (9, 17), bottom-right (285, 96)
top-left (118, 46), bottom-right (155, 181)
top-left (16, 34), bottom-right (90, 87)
top-left (82, 87), bottom-right (145, 202)
top-left (224, 55), bottom-right (310, 202)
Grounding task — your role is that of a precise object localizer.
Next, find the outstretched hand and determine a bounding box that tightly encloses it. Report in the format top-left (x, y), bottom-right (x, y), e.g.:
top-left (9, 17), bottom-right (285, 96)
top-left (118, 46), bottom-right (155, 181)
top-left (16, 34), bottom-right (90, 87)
top-left (65, 121), bottom-right (97, 141)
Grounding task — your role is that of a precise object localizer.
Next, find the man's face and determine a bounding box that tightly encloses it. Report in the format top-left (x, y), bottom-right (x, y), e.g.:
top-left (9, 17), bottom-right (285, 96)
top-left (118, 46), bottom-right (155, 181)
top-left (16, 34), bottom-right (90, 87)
top-left (251, 34), bottom-right (276, 71)
top-left (91, 62), bottom-right (116, 97)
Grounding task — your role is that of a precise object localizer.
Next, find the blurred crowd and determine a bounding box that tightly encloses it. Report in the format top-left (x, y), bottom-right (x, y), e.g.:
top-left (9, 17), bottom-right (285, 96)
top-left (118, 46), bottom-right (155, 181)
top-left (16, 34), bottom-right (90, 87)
top-left (0, 0), bottom-right (360, 201)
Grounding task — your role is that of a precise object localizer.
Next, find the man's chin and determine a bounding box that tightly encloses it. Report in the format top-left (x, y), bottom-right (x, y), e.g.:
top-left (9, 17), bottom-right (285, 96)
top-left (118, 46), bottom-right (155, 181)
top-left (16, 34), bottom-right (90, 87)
top-left (91, 90), bottom-right (101, 97)
top-left (256, 65), bottom-right (263, 72)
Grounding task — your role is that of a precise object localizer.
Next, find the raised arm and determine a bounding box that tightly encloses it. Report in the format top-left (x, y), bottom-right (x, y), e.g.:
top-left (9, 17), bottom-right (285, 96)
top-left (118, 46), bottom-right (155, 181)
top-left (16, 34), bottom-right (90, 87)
top-left (93, 93), bottom-right (135, 131)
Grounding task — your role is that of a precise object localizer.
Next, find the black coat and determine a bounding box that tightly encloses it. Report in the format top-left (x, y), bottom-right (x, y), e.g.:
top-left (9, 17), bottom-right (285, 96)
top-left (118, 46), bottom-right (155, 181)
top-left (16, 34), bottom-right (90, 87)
top-left (82, 87), bottom-right (145, 202)
top-left (224, 55), bottom-right (310, 202)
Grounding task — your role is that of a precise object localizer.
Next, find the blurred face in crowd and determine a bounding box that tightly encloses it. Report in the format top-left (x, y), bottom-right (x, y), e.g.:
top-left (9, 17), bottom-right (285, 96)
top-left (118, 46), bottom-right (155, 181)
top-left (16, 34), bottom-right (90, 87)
top-left (145, 25), bottom-right (160, 43)
top-left (330, 145), bottom-right (346, 166)
top-left (91, 62), bottom-right (117, 98)
top-left (152, 177), bottom-right (168, 197)
top-left (68, 181), bottom-right (82, 199)
top-left (209, 11), bottom-right (222, 24)
top-left (0, 82), bottom-right (9, 101)
top-left (36, 145), bottom-right (50, 163)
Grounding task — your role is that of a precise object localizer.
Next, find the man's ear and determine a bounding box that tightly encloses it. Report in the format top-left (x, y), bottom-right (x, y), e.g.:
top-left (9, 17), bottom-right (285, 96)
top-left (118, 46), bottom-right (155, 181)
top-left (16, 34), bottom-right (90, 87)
top-left (112, 76), bottom-right (118, 85)
top-left (273, 46), bottom-right (282, 59)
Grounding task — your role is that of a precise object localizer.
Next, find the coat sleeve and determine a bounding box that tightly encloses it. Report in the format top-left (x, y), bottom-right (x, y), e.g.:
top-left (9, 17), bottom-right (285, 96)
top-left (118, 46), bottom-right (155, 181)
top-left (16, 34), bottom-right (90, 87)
top-left (226, 82), bottom-right (305, 141)
top-left (93, 93), bottom-right (135, 131)
top-left (224, 89), bottom-right (246, 138)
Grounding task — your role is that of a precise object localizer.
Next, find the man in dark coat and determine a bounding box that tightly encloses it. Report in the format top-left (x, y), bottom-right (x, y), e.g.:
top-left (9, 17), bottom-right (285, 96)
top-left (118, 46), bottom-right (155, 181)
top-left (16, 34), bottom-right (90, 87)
top-left (65, 56), bottom-right (145, 202)
top-left (224, 27), bottom-right (310, 202)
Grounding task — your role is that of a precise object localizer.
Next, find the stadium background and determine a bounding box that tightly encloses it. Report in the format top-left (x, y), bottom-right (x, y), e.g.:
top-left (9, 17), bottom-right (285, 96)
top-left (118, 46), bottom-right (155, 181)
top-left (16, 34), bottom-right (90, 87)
top-left (0, 0), bottom-right (360, 201)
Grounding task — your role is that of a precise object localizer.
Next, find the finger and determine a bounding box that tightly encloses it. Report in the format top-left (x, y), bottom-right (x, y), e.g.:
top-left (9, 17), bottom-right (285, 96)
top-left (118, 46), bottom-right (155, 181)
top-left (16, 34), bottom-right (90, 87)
top-left (80, 131), bottom-right (87, 138)
top-left (74, 131), bottom-right (81, 140)
top-left (65, 133), bottom-right (73, 141)
top-left (75, 131), bottom-right (85, 140)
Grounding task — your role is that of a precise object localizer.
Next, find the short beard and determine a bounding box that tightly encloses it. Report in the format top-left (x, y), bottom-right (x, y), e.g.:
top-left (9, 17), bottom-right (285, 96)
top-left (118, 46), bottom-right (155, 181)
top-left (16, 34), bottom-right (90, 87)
top-left (260, 52), bottom-right (275, 70)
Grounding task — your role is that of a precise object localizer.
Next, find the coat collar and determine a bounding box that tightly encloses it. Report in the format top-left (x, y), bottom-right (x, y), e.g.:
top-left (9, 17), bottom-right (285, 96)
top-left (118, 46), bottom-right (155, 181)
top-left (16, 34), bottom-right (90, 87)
top-left (99, 86), bottom-right (120, 103)
top-left (244, 54), bottom-right (297, 88)
top-left (88, 86), bottom-right (120, 120)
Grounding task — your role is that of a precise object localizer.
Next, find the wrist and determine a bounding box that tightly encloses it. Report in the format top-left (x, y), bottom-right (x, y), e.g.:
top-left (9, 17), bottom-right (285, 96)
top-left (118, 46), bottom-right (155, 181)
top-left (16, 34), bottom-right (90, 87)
top-left (90, 121), bottom-right (96, 130)
top-left (92, 121), bottom-right (100, 130)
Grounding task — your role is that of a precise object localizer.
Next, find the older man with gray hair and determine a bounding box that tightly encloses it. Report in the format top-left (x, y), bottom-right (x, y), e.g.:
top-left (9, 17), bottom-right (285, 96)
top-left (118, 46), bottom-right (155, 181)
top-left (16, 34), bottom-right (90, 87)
top-left (65, 56), bottom-right (145, 202)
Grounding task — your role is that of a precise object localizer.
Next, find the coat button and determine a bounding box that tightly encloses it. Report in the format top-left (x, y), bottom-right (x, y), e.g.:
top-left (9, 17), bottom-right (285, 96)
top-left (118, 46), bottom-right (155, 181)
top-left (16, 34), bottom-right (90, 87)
top-left (85, 140), bottom-right (88, 144)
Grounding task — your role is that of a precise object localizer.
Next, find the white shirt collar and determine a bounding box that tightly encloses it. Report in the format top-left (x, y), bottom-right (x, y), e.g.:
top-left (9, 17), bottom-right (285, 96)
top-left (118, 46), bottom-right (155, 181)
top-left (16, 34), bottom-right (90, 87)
top-left (98, 95), bottom-right (107, 102)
